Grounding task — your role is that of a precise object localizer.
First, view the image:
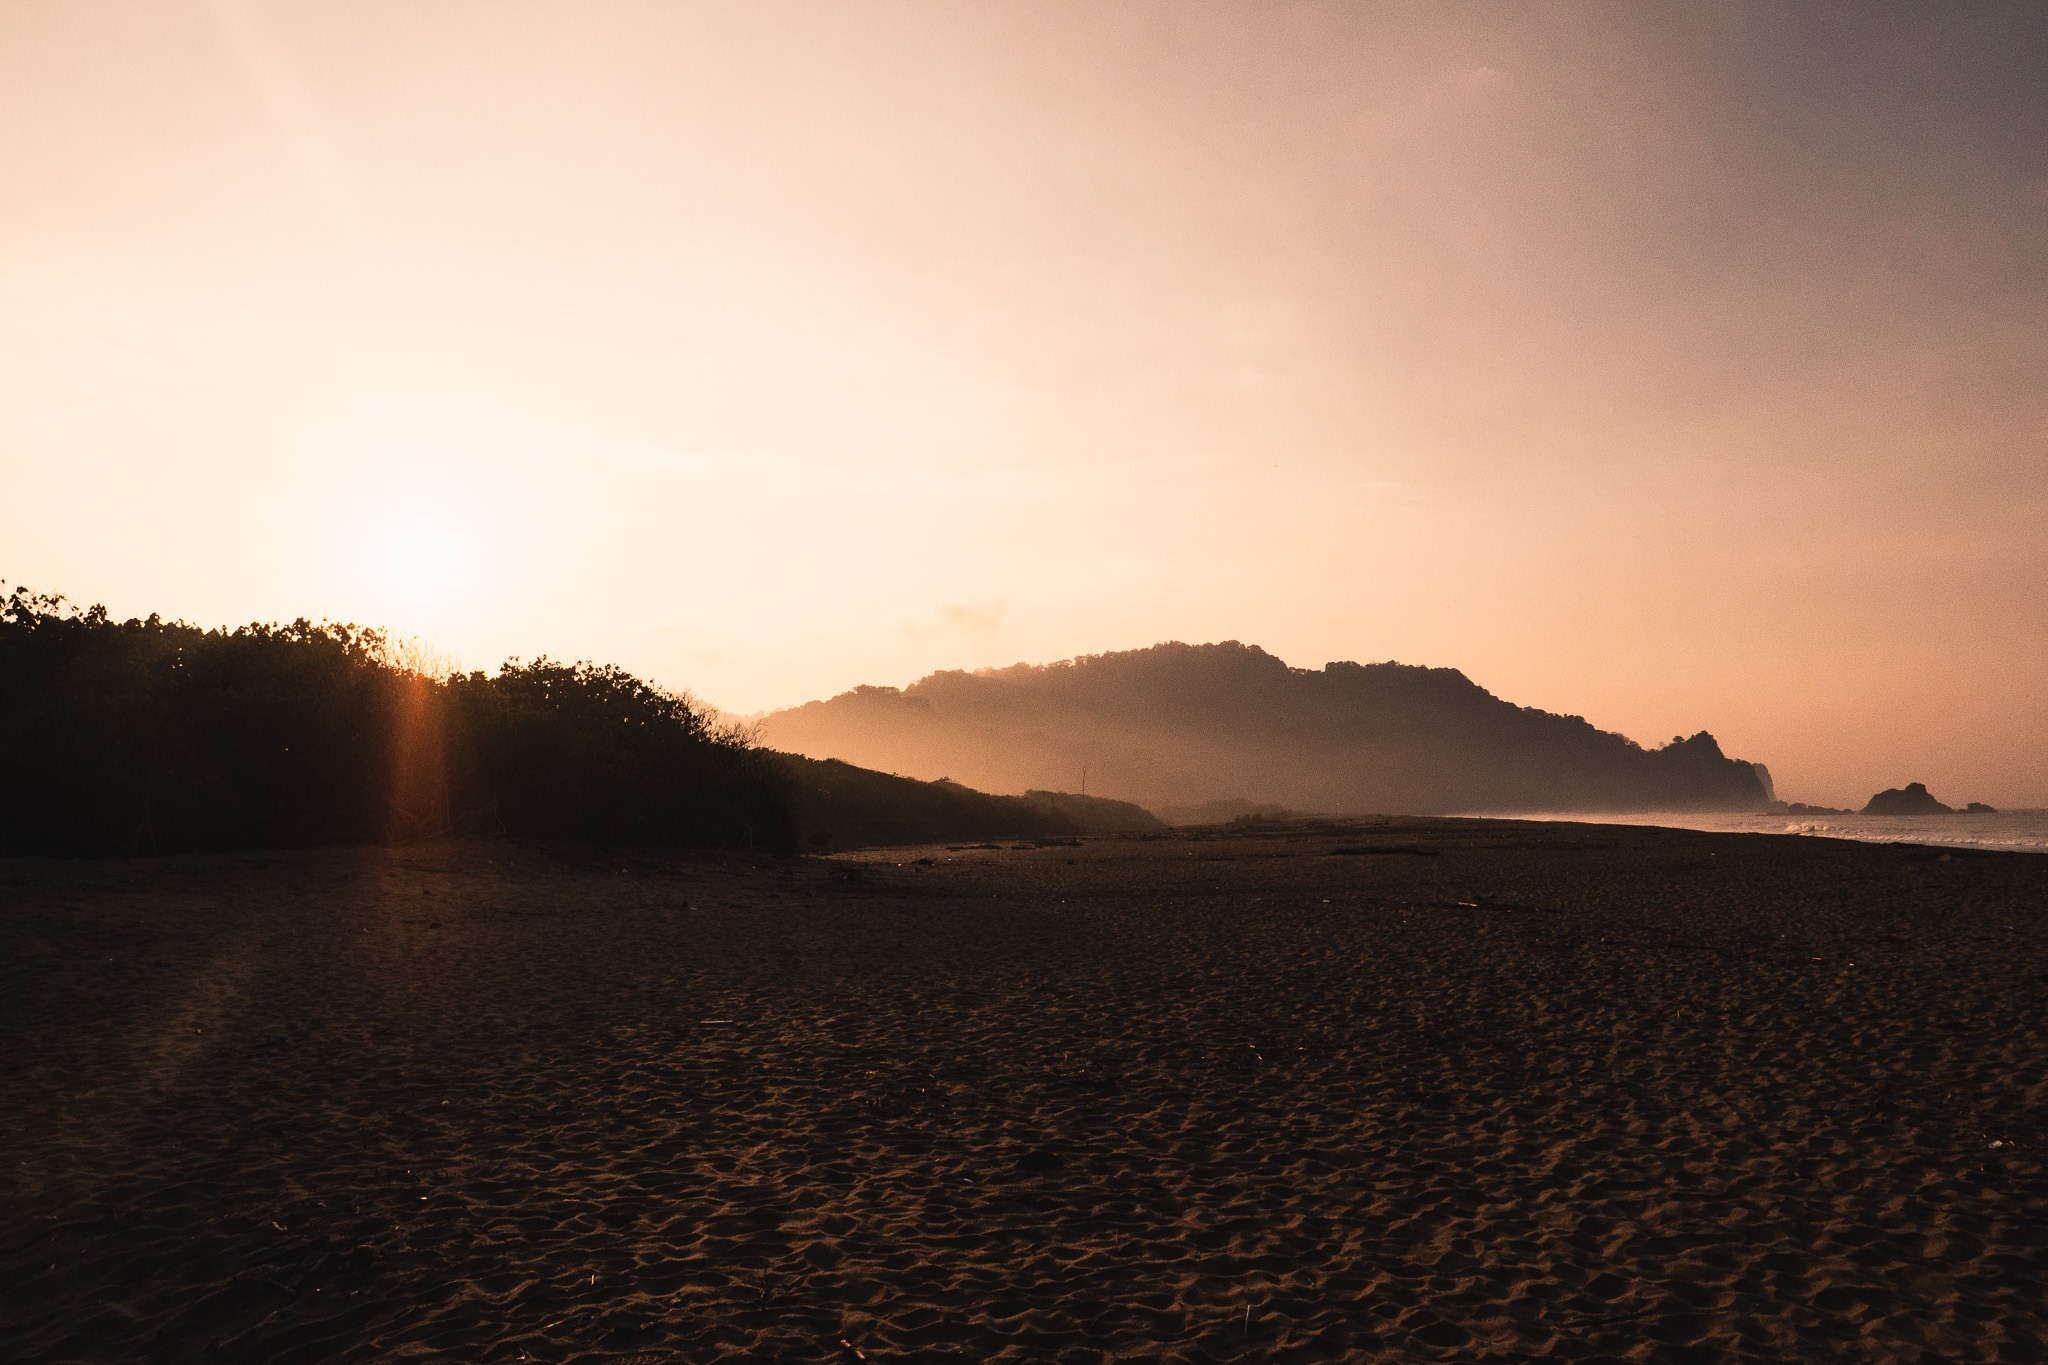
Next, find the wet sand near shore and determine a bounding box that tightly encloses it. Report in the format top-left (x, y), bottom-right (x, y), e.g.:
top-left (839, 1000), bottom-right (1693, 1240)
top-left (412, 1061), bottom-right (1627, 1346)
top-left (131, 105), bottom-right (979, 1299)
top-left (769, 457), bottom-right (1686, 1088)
top-left (2, 819), bottom-right (2044, 1363)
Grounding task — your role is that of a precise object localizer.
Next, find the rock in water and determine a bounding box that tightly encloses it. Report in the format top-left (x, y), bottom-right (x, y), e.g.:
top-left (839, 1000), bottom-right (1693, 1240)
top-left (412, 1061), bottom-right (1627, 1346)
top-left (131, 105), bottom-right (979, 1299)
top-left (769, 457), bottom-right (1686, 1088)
top-left (1862, 783), bottom-right (1954, 816)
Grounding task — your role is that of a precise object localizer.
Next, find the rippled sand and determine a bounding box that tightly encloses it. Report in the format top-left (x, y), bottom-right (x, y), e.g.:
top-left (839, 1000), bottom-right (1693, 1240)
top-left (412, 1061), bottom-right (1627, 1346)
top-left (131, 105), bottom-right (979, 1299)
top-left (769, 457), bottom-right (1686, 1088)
top-left (3, 820), bottom-right (2044, 1362)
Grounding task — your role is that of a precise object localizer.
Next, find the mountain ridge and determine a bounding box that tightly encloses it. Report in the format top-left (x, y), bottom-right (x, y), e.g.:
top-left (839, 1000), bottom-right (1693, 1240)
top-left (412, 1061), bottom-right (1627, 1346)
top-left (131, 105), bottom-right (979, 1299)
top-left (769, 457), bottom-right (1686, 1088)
top-left (759, 640), bottom-right (1772, 816)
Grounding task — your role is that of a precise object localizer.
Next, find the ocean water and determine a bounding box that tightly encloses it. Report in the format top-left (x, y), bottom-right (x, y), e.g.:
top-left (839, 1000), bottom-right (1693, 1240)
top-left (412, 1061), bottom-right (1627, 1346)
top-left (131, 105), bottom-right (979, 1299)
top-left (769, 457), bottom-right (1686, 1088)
top-left (1505, 809), bottom-right (2048, 854)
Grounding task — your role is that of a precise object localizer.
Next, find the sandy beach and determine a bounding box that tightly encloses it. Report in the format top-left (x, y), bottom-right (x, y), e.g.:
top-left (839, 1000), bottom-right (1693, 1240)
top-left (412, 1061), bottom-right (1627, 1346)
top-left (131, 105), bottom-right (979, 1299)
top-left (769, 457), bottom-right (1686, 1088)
top-left (3, 819), bottom-right (2044, 1363)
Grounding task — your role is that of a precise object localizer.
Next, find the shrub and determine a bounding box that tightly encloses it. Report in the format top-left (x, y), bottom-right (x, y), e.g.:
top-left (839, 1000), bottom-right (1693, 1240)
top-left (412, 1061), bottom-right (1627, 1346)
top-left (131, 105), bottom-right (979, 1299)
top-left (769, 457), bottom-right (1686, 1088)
top-left (0, 585), bottom-right (791, 856)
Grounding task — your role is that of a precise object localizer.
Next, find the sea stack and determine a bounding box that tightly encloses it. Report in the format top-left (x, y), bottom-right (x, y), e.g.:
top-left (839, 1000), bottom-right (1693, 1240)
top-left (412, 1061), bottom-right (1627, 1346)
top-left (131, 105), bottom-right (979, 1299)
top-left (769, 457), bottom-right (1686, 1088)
top-left (1861, 782), bottom-right (1954, 816)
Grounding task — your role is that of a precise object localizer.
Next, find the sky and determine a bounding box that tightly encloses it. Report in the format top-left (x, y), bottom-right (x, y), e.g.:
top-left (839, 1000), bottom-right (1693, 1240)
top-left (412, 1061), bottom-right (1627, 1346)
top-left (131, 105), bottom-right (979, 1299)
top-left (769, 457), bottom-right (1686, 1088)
top-left (2, 1), bottom-right (2044, 807)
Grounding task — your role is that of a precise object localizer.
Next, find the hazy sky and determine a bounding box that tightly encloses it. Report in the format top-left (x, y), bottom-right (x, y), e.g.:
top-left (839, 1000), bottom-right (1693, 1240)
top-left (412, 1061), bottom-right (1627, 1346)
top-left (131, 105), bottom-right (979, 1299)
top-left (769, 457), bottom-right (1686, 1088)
top-left (3, 1), bottom-right (2044, 806)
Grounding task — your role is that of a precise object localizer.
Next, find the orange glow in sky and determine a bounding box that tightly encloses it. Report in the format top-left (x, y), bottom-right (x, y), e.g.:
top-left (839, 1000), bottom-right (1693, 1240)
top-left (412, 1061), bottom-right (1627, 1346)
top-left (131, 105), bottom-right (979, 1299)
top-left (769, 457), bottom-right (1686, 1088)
top-left (2, 2), bottom-right (2044, 807)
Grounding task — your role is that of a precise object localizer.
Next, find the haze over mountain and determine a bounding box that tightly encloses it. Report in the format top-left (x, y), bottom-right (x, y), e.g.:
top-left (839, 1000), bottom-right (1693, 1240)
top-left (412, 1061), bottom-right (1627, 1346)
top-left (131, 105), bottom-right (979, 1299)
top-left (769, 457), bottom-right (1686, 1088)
top-left (759, 642), bottom-right (1772, 818)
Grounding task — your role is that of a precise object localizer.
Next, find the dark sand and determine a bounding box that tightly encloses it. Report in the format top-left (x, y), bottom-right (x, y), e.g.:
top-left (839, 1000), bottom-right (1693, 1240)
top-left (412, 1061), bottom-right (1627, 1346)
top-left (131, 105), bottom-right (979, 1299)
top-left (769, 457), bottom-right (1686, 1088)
top-left (2, 820), bottom-right (2044, 1363)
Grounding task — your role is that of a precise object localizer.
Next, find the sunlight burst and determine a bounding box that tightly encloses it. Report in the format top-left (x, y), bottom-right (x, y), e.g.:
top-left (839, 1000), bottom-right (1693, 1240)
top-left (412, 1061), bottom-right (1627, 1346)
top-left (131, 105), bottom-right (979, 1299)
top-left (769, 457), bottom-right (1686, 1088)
top-left (341, 479), bottom-right (496, 633)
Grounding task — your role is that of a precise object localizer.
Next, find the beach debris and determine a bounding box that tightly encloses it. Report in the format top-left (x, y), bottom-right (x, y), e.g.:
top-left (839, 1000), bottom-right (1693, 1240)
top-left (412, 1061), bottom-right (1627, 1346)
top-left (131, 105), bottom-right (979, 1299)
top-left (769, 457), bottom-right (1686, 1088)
top-left (839, 1338), bottom-right (868, 1360)
top-left (1439, 899), bottom-right (1556, 913)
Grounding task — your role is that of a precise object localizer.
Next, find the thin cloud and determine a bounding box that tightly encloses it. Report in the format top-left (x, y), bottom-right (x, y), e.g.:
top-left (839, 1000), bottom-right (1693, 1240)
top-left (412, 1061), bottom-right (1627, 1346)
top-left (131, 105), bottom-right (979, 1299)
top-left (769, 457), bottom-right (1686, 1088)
top-left (200, 0), bottom-right (362, 234)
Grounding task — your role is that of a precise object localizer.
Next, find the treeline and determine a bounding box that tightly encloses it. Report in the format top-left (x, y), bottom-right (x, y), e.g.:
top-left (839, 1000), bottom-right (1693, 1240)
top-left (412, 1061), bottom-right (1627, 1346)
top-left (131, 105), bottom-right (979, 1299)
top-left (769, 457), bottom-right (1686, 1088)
top-left (0, 587), bottom-right (791, 856)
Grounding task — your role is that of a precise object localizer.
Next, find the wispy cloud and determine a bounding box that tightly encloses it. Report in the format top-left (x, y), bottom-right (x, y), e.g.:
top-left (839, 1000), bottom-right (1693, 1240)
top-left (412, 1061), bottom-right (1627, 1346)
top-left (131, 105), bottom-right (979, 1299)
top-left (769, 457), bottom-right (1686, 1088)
top-left (200, 0), bottom-right (361, 234)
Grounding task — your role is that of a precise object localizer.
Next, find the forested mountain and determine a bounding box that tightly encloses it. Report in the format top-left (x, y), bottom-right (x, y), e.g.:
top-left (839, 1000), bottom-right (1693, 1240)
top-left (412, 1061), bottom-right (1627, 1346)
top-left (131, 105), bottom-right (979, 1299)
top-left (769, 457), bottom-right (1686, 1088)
top-left (760, 641), bottom-right (1773, 817)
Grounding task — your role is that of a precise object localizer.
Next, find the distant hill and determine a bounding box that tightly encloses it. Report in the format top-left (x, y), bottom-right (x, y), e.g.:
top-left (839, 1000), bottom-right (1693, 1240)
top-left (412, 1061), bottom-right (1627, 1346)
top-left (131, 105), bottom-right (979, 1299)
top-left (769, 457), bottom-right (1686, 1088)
top-left (759, 641), bottom-right (1773, 816)
top-left (771, 753), bottom-right (1163, 850)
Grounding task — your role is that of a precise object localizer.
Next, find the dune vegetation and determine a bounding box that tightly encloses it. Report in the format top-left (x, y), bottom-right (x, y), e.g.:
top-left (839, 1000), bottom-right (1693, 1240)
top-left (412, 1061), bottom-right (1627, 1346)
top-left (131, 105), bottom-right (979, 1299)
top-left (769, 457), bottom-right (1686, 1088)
top-left (0, 586), bottom-right (787, 856)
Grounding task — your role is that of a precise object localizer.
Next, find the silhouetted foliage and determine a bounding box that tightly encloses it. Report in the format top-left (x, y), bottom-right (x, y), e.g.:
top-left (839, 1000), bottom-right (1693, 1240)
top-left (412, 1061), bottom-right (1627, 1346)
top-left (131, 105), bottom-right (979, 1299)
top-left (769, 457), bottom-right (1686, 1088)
top-left (0, 585), bottom-right (791, 856)
top-left (443, 659), bottom-right (789, 850)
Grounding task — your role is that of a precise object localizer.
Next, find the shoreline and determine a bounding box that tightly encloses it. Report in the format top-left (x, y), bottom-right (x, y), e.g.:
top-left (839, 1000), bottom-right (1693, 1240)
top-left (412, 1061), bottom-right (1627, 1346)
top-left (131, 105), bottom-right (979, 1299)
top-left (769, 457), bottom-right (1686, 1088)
top-left (1481, 809), bottom-right (2048, 856)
